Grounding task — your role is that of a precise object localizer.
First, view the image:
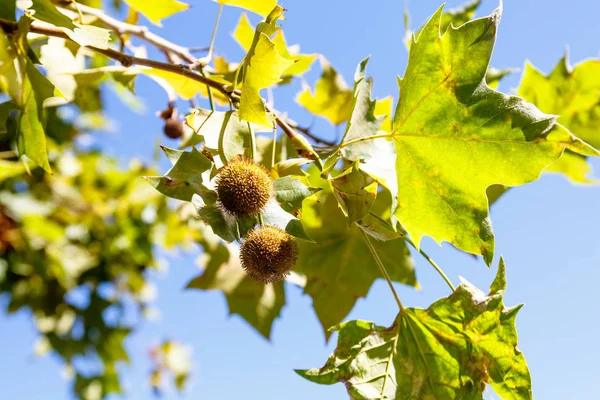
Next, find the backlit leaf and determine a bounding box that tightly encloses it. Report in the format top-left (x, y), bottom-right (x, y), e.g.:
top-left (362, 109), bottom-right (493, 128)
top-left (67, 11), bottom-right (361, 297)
top-left (216, 0), bottom-right (277, 18)
top-left (238, 6), bottom-right (294, 126)
top-left (298, 259), bottom-right (532, 400)
top-left (296, 189), bottom-right (416, 336)
top-left (296, 57), bottom-right (353, 125)
top-left (123, 0), bottom-right (189, 26)
top-left (390, 6), bottom-right (598, 264)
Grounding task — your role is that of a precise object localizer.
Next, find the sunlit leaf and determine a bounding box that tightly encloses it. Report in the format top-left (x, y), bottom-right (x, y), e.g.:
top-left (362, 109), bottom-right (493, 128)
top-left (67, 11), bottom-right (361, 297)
top-left (187, 227), bottom-right (285, 338)
top-left (296, 188), bottom-right (416, 336)
top-left (123, 0), bottom-right (189, 26)
top-left (216, 0), bottom-right (277, 18)
top-left (238, 6), bottom-right (294, 126)
top-left (296, 57), bottom-right (353, 125)
top-left (389, 6), bottom-right (598, 264)
top-left (298, 259), bottom-right (532, 400)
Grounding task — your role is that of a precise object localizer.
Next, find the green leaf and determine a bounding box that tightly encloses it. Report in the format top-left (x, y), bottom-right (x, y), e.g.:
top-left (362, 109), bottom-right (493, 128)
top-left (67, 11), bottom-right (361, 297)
top-left (123, 0), bottom-right (189, 26)
top-left (390, 6), bottom-right (598, 264)
top-left (296, 190), bottom-right (416, 336)
top-left (486, 66), bottom-right (516, 89)
top-left (233, 13), bottom-right (316, 80)
top-left (545, 151), bottom-right (595, 183)
top-left (297, 259), bottom-right (532, 400)
top-left (238, 6), bottom-right (294, 126)
top-left (519, 56), bottom-right (600, 150)
top-left (17, 61), bottom-right (63, 172)
top-left (329, 163), bottom-right (377, 225)
top-left (296, 57), bottom-right (353, 125)
top-left (145, 147), bottom-right (214, 202)
top-left (340, 58), bottom-right (399, 227)
top-left (22, 0), bottom-right (110, 49)
top-left (0, 160), bottom-right (26, 181)
top-left (273, 176), bottom-right (319, 213)
top-left (0, 0), bottom-right (16, 21)
top-left (439, 0), bottom-right (482, 31)
top-left (186, 230), bottom-right (285, 339)
top-left (0, 101), bottom-right (20, 133)
top-left (262, 199), bottom-right (314, 242)
top-left (518, 56), bottom-right (600, 183)
top-left (183, 109), bottom-right (270, 165)
top-left (217, 0), bottom-right (277, 17)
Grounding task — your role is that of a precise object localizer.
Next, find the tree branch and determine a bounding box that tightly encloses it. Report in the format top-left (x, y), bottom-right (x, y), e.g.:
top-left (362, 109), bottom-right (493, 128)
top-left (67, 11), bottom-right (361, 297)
top-left (0, 15), bottom-right (323, 163)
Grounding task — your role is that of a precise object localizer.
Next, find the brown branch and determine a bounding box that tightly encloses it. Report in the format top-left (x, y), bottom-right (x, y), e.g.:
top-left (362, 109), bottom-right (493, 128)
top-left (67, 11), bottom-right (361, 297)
top-left (56, 1), bottom-right (198, 64)
top-left (0, 15), bottom-right (322, 154)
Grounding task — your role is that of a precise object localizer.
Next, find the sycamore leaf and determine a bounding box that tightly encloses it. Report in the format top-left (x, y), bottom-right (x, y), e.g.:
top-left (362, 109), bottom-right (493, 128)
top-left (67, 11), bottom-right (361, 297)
top-left (123, 0), bottom-right (189, 26)
top-left (329, 163), bottom-right (377, 225)
top-left (374, 96), bottom-right (393, 133)
top-left (0, 0), bottom-right (16, 21)
top-left (0, 101), bottom-right (20, 133)
top-left (0, 160), bottom-right (26, 181)
top-left (486, 66), bottom-right (516, 90)
top-left (233, 13), bottom-right (316, 80)
top-left (216, 0), bottom-right (277, 17)
top-left (22, 0), bottom-right (110, 49)
top-left (340, 58), bottom-right (399, 228)
top-left (142, 68), bottom-right (211, 100)
top-left (186, 225), bottom-right (284, 339)
top-left (238, 6), bottom-right (294, 126)
top-left (388, 6), bottom-right (598, 264)
top-left (273, 176), bottom-right (320, 213)
top-left (545, 151), bottom-right (595, 184)
top-left (183, 109), bottom-right (270, 165)
top-left (296, 57), bottom-right (353, 125)
top-left (518, 56), bottom-right (600, 183)
top-left (296, 189), bottom-right (416, 336)
top-left (297, 259), bottom-right (532, 400)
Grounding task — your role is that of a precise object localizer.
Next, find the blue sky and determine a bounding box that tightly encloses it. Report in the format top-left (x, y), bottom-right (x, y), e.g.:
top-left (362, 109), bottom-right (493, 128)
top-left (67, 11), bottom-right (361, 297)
top-left (1, 0), bottom-right (600, 399)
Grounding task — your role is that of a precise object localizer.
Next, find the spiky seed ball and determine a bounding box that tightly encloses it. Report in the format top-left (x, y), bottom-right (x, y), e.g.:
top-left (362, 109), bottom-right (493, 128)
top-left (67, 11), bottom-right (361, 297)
top-left (240, 226), bottom-right (298, 283)
top-left (216, 156), bottom-right (272, 217)
top-left (163, 118), bottom-right (184, 139)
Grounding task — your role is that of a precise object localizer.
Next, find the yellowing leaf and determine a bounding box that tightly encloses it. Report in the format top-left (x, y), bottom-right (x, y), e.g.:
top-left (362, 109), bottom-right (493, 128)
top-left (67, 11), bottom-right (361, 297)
top-left (216, 0), bottom-right (277, 17)
top-left (370, 7), bottom-right (597, 264)
top-left (123, 0), bottom-right (189, 26)
top-left (22, 0), bottom-right (110, 49)
top-left (238, 7), bottom-right (294, 126)
top-left (296, 57), bottom-right (353, 125)
top-left (142, 68), bottom-right (226, 102)
top-left (232, 12), bottom-right (255, 51)
top-left (233, 12), bottom-right (315, 82)
top-left (374, 96), bottom-right (393, 132)
top-left (545, 151), bottom-right (595, 184)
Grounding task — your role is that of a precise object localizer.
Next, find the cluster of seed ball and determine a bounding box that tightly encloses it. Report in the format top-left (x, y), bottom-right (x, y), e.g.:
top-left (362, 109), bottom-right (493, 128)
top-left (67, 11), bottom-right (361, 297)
top-left (215, 156), bottom-right (298, 283)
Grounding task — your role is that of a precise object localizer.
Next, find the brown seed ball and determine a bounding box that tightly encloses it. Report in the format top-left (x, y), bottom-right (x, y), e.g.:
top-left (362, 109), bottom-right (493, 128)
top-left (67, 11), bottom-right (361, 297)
top-left (163, 118), bottom-right (183, 139)
top-left (240, 226), bottom-right (298, 283)
top-left (216, 156), bottom-right (272, 217)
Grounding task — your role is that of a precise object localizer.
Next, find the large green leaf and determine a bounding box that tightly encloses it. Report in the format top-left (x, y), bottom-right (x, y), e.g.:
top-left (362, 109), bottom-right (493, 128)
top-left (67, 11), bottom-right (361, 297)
top-left (296, 189), bottom-right (416, 336)
top-left (386, 6), bottom-right (597, 264)
top-left (298, 259), bottom-right (532, 400)
top-left (186, 225), bottom-right (284, 339)
top-left (238, 6), bottom-right (294, 126)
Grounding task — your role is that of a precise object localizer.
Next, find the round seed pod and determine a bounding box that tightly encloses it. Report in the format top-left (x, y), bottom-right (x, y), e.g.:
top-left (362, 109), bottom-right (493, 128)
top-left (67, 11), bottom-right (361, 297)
top-left (240, 225), bottom-right (298, 283)
top-left (163, 118), bottom-right (184, 139)
top-left (216, 156), bottom-right (272, 217)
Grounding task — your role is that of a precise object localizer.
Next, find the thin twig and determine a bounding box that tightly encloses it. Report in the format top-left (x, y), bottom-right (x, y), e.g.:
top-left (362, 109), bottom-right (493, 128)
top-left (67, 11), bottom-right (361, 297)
top-left (360, 229), bottom-right (405, 312)
top-left (402, 237), bottom-right (455, 291)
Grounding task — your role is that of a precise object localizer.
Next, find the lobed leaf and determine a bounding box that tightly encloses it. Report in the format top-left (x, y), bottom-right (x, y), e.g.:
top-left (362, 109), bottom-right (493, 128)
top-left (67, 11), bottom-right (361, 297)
top-left (298, 259), bottom-right (532, 400)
